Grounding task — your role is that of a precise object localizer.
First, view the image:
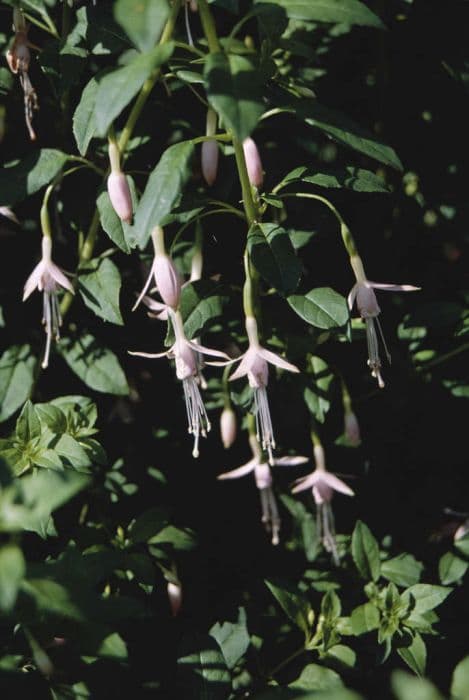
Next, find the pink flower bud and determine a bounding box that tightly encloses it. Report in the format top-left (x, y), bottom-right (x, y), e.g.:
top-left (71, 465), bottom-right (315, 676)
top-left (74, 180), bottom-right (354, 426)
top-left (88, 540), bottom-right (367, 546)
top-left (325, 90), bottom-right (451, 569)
top-left (153, 253), bottom-right (181, 310)
top-left (344, 410), bottom-right (361, 446)
top-left (243, 137), bottom-right (264, 188)
top-left (107, 172), bottom-right (132, 223)
top-left (201, 140), bottom-right (219, 186)
top-left (167, 581), bottom-right (182, 616)
top-left (220, 407), bottom-right (236, 449)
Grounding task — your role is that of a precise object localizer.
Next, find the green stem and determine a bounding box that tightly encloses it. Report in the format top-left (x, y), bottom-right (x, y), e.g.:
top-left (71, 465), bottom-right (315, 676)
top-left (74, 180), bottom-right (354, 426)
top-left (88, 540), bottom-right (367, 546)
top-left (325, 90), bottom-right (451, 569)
top-left (232, 136), bottom-right (258, 225)
top-left (59, 210), bottom-right (99, 316)
top-left (416, 341), bottom-right (469, 371)
top-left (267, 646), bottom-right (306, 680)
top-left (40, 184), bottom-right (55, 239)
top-left (197, 0), bottom-right (222, 52)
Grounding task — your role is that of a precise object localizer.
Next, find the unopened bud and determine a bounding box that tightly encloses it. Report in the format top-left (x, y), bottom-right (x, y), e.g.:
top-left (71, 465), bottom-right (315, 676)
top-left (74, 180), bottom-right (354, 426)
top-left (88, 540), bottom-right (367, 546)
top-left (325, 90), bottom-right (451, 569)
top-left (201, 109), bottom-right (218, 186)
top-left (167, 580), bottom-right (183, 616)
top-left (107, 172), bottom-right (133, 223)
top-left (344, 410), bottom-right (361, 446)
top-left (220, 407), bottom-right (236, 449)
top-left (243, 137), bottom-right (264, 188)
top-left (151, 226), bottom-right (182, 310)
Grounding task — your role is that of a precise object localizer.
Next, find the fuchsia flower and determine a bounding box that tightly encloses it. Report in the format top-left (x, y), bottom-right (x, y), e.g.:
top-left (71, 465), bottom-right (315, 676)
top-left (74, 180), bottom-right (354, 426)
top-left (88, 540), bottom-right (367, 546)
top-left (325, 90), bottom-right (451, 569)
top-left (292, 444), bottom-right (354, 564)
top-left (243, 137), bottom-right (264, 188)
top-left (218, 434), bottom-right (308, 545)
top-left (23, 236), bottom-right (74, 369)
top-left (130, 308), bottom-right (229, 457)
top-left (229, 316), bottom-right (299, 464)
top-left (133, 226), bottom-right (181, 312)
top-left (107, 141), bottom-right (133, 224)
top-left (348, 255), bottom-right (419, 388)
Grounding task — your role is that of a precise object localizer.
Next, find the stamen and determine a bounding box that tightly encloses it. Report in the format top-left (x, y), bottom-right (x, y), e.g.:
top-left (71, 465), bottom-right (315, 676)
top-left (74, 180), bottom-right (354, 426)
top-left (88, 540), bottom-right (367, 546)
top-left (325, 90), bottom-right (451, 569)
top-left (182, 377), bottom-right (210, 458)
top-left (365, 318), bottom-right (385, 388)
top-left (184, 1), bottom-right (194, 47)
top-left (253, 387), bottom-right (276, 464)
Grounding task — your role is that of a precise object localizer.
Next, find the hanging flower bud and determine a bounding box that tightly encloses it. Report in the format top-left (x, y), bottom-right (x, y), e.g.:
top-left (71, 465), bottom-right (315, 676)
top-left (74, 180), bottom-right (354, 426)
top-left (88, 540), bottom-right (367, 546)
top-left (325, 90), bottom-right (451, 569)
top-left (243, 137), bottom-right (264, 188)
top-left (344, 410), bottom-right (361, 446)
top-left (201, 109), bottom-right (219, 186)
top-left (220, 406), bottom-right (237, 449)
top-left (107, 141), bottom-right (132, 223)
top-left (133, 227), bottom-right (183, 312)
top-left (167, 580), bottom-right (183, 616)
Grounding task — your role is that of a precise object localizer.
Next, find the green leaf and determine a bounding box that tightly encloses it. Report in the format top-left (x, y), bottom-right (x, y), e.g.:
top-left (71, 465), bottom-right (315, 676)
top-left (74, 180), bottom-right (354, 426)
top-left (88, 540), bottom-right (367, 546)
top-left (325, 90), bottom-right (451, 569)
top-left (133, 141), bottom-right (194, 248)
top-left (255, 0), bottom-right (384, 28)
top-left (96, 632), bottom-right (128, 660)
top-left (96, 186), bottom-right (135, 253)
top-left (204, 52), bottom-right (264, 140)
top-left (0, 545), bottom-right (25, 611)
top-left (303, 355), bottom-right (333, 423)
top-left (265, 579), bottom-right (313, 640)
top-left (391, 671), bottom-right (443, 700)
top-left (0, 346), bottom-right (37, 423)
top-left (350, 602), bottom-right (380, 635)
top-left (326, 644), bottom-right (356, 668)
top-left (210, 607), bottom-right (250, 669)
top-left (16, 401), bottom-right (41, 445)
top-left (455, 534), bottom-right (469, 558)
top-left (439, 552), bottom-right (468, 585)
top-left (148, 525), bottom-right (197, 551)
top-left (289, 663), bottom-right (343, 691)
top-left (72, 74), bottom-right (100, 156)
top-left (94, 43), bottom-right (174, 135)
top-left (0, 149), bottom-right (68, 206)
top-left (351, 520), bottom-right (381, 581)
top-left (58, 334), bottom-right (129, 396)
top-left (114, 0), bottom-right (170, 52)
top-left (78, 258), bottom-right (124, 326)
top-left (288, 288), bottom-right (349, 329)
top-left (397, 634), bottom-right (426, 677)
top-left (381, 554), bottom-right (424, 588)
top-left (177, 633), bottom-right (232, 700)
top-left (176, 280), bottom-right (227, 343)
top-left (451, 656), bottom-right (469, 700)
top-left (54, 434), bottom-right (92, 471)
top-left (278, 166), bottom-right (391, 193)
top-left (402, 584), bottom-right (452, 615)
top-left (248, 223), bottom-right (302, 295)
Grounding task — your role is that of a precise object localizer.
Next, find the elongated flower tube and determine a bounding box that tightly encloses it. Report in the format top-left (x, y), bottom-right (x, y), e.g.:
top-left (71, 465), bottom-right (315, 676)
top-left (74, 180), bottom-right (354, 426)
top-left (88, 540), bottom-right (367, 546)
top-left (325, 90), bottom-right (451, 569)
top-left (23, 236), bottom-right (74, 369)
top-left (348, 255), bottom-right (419, 388)
top-left (229, 316), bottom-right (299, 464)
top-left (218, 434), bottom-right (308, 545)
top-left (133, 226), bottom-right (182, 312)
top-left (292, 444), bottom-right (354, 564)
top-left (130, 308), bottom-right (230, 457)
top-left (243, 137), bottom-right (264, 188)
top-left (107, 141), bottom-right (132, 223)
top-left (201, 109), bottom-right (219, 186)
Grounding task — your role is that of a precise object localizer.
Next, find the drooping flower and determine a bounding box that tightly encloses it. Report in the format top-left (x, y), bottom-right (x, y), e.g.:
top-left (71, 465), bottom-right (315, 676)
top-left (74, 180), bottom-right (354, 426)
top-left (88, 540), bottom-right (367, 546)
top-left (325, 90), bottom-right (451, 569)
top-left (130, 308), bottom-right (229, 457)
top-left (201, 109), bottom-right (219, 186)
top-left (133, 226), bottom-right (182, 312)
top-left (292, 444), bottom-right (354, 564)
top-left (218, 434), bottom-right (308, 545)
top-left (348, 255), bottom-right (419, 388)
top-left (220, 406), bottom-right (237, 449)
top-left (23, 236), bottom-right (74, 369)
top-left (7, 9), bottom-right (39, 141)
top-left (229, 316), bottom-right (299, 464)
top-left (243, 137), bottom-right (264, 188)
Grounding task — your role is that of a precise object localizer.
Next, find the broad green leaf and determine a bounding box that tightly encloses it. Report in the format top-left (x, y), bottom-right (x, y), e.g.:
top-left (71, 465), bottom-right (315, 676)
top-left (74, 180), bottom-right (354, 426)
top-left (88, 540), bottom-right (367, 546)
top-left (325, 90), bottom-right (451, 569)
top-left (165, 280), bottom-right (227, 346)
top-left (114, 0), bottom-right (170, 52)
top-left (451, 656), bottom-right (469, 700)
top-left (303, 355), bottom-right (333, 423)
top-left (397, 633), bottom-right (426, 677)
top-left (210, 607), bottom-right (250, 669)
top-left (438, 552), bottom-right (468, 585)
top-left (133, 141), bottom-right (194, 248)
top-left (402, 584), bottom-right (452, 615)
top-left (265, 579), bottom-right (313, 640)
top-left (148, 525), bottom-right (197, 551)
top-left (128, 506), bottom-right (170, 544)
top-left (0, 345), bottom-right (37, 423)
top-left (177, 633), bottom-right (231, 700)
top-left (391, 671), bottom-right (443, 700)
top-left (290, 663), bottom-right (343, 691)
top-left (72, 74), bottom-right (99, 156)
top-left (78, 257), bottom-right (124, 325)
top-left (255, 0), bottom-right (384, 28)
top-left (326, 644), bottom-right (356, 668)
top-left (94, 43), bottom-right (174, 135)
top-left (381, 554), bottom-right (424, 588)
top-left (278, 166), bottom-right (391, 193)
top-left (0, 149), bottom-right (68, 206)
top-left (54, 434), bottom-right (92, 471)
top-left (0, 545), bottom-right (25, 611)
top-left (96, 632), bottom-right (128, 660)
top-left (248, 223), bottom-right (302, 295)
top-left (96, 185), bottom-right (135, 252)
top-left (350, 602), bottom-right (380, 635)
top-left (288, 288), bottom-right (349, 329)
top-left (204, 52), bottom-right (264, 140)
top-left (351, 521), bottom-right (381, 581)
top-left (58, 334), bottom-right (129, 396)
top-left (16, 401), bottom-right (41, 445)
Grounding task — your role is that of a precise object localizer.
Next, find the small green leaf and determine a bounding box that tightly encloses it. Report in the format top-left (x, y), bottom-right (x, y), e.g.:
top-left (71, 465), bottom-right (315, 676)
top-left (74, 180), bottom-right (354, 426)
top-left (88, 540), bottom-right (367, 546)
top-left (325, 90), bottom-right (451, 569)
top-left (0, 345), bottom-right (37, 423)
top-left (0, 545), bottom-right (25, 611)
top-left (381, 554), bottom-right (424, 588)
top-left (177, 633), bottom-right (232, 700)
top-left (72, 74), bottom-right (99, 156)
top-left (133, 141), bottom-right (194, 248)
top-left (94, 43), bottom-right (174, 135)
top-left (397, 633), bottom-right (426, 677)
top-left (248, 223), bottom-right (302, 295)
top-left (210, 607), bottom-right (250, 669)
top-left (0, 150), bottom-right (68, 206)
top-left (351, 520), bottom-right (381, 581)
top-left (288, 288), bottom-right (349, 329)
top-left (278, 166), bottom-right (391, 193)
top-left (16, 401), bottom-right (41, 445)
top-left (58, 334), bottom-right (129, 396)
top-left (289, 663), bottom-right (343, 691)
top-left (451, 656), bottom-right (469, 700)
top-left (204, 52), bottom-right (264, 140)
top-left (350, 602), bottom-right (380, 635)
top-left (177, 280), bottom-right (227, 342)
top-left (255, 0), bottom-right (384, 28)
top-left (78, 257), bottom-right (124, 325)
top-left (265, 579), bottom-right (313, 640)
top-left (402, 584), bottom-right (452, 615)
top-left (438, 552), bottom-right (468, 585)
top-left (114, 0), bottom-right (170, 52)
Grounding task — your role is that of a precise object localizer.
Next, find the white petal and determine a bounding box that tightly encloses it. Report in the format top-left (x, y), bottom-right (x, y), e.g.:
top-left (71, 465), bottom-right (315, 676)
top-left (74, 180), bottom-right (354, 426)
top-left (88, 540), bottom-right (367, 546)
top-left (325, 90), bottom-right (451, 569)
top-left (258, 347), bottom-right (299, 373)
top-left (132, 264), bottom-right (155, 311)
top-left (347, 283), bottom-right (358, 311)
top-left (186, 340), bottom-right (231, 361)
top-left (321, 471), bottom-right (355, 496)
top-left (217, 459), bottom-right (257, 480)
top-left (291, 471), bottom-right (320, 493)
top-left (228, 352), bottom-right (251, 382)
top-left (49, 263), bottom-right (74, 293)
top-left (128, 350), bottom-right (170, 359)
top-left (274, 455), bottom-right (309, 467)
top-left (368, 282), bottom-right (420, 292)
top-left (23, 261), bottom-right (44, 300)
